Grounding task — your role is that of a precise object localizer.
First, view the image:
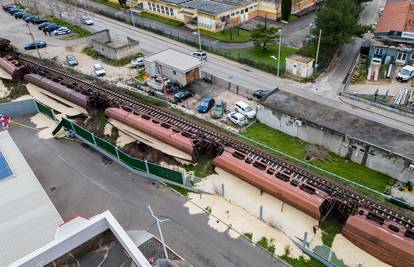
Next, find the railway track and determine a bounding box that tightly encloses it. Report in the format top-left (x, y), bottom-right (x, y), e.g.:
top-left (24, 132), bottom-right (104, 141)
top-left (19, 55), bottom-right (414, 230)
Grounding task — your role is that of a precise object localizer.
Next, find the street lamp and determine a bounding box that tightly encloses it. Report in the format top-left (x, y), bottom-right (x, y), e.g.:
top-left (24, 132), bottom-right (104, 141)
top-left (147, 204), bottom-right (170, 259)
top-left (25, 23), bottom-right (41, 59)
top-left (308, 23), bottom-right (313, 43)
top-left (277, 29), bottom-right (282, 77)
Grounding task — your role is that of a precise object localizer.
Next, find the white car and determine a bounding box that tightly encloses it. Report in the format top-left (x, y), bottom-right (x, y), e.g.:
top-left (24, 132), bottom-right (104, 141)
top-left (52, 27), bottom-right (71, 36)
top-left (396, 65), bottom-right (414, 82)
top-left (227, 112), bottom-right (248, 127)
top-left (192, 50), bottom-right (207, 61)
top-left (81, 16), bottom-right (94, 25)
top-left (234, 101), bottom-right (256, 119)
top-left (93, 63), bottom-right (106, 77)
top-left (131, 57), bottom-right (144, 68)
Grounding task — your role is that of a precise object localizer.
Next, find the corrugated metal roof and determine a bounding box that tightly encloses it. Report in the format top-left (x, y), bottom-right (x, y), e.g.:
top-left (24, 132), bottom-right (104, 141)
top-left (145, 49), bottom-right (202, 72)
top-left (0, 130), bottom-right (63, 267)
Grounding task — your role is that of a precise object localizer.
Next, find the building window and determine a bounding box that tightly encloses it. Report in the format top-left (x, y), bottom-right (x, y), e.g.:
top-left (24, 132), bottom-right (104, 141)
top-left (173, 70), bottom-right (176, 75)
top-left (374, 48), bottom-right (383, 55)
top-left (156, 5), bottom-right (160, 12)
top-left (241, 10), bottom-right (244, 14)
top-left (245, 8), bottom-right (248, 12)
top-left (411, 53), bottom-right (414, 60)
top-left (161, 6), bottom-right (165, 13)
top-left (397, 52), bottom-right (407, 61)
top-left (170, 8), bottom-right (174, 15)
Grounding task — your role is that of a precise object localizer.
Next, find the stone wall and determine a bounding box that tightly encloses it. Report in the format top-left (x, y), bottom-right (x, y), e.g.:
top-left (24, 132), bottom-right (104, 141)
top-left (89, 30), bottom-right (140, 60)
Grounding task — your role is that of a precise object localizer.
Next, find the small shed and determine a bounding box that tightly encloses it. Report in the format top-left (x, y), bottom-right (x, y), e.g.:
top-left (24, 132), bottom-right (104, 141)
top-left (285, 54), bottom-right (314, 78)
top-left (144, 49), bottom-right (202, 87)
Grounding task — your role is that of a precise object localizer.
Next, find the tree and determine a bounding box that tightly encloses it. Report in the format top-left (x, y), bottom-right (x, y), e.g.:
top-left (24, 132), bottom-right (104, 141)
top-left (281, 0), bottom-right (292, 22)
top-left (310, 0), bottom-right (369, 58)
top-left (251, 24), bottom-right (279, 50)
top-left (118, 0), bottom-right (127, 9)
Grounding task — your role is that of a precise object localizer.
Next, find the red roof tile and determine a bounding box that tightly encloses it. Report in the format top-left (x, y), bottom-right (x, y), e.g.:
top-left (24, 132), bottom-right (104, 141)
top-left (375, 1), bottom-right (414, 33)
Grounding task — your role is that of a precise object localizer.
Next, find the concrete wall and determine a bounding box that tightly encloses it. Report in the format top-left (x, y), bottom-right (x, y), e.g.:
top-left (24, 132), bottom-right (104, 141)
top-left (89, 30), bottom-right (140, 60)
top-left (0, 99), bottom-right (37, 117)
top-left (257, 105), bottom-right (414, 182)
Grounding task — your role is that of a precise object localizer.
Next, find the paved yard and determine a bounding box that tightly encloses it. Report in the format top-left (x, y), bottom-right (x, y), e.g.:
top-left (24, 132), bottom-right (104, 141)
top-left (7, 118), bottom-right (284, 267)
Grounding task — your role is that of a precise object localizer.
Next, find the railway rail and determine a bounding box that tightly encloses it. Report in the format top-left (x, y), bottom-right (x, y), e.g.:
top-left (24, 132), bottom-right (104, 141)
top-left (18, 55), bottom-right (414, 232)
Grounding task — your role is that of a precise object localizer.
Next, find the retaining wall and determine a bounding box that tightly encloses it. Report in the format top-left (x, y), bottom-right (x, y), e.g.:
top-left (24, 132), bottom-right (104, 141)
top-left (257, 105), bottom-right (414, 182)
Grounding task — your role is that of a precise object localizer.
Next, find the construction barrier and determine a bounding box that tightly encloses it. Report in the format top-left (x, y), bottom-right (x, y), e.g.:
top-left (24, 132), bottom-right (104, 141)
top-left (36, 101), bottom-right (189, 187)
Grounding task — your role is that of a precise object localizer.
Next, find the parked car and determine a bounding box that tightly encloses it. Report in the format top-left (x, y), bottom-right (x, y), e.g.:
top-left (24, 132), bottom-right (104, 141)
top-left (23, 15), bottom-right (37, 22)
top-left (43, 24), bottom-right (61, 33)
top-left (13, 11), bottom-right (27, 19)
top-left (52, 27), bottom-right (71, 36)
top-left (80, 16), bottom-right (94, 25)
top-left (211, 100), bottom-right (226, 119)
top-left (174, 89), bottom-right (194, 103)
top-left (32, 17), bottom-right (47, 24)
top-left (93, 63), bottom-right (106, 76)
top-left (396, 65), bottom-right (414, 82)
top-left (66, 55), bottom-right (78, 66)
top-left (234, 100), bottom-right (256, 119)
top-left (198, 96), bottom-right (215, 113)
top-left (131, 57), bottom-right (144, 68)
top-left (24, 41), bottom-right (47, 50)
top-left (253, 89), bottom-right (270, 99)
top-left (39, 22), bottom-right (53, 30)
top-left (227, 112), bottom-right (248, 127)
top-left (192, 50), bottom-right (207, 61)
top-left (21, 13), bottom-right (32, 20)
top-left (8, 8), bottom-right (23, 15)
top-left (2, 4), bottom-right (15, 11)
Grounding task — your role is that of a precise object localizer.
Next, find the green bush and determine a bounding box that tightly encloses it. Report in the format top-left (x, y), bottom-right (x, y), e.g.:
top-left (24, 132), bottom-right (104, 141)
top-left (243, 232), bottom-right (253, 241)
top-left (256, 236), bottom-right (269, 249)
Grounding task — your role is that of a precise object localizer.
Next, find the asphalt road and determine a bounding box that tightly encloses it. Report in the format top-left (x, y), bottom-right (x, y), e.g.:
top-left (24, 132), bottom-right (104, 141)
top-left (8, 120), bottom-right (285, 267)
top-left (4, 0), bottom-right (414, 136)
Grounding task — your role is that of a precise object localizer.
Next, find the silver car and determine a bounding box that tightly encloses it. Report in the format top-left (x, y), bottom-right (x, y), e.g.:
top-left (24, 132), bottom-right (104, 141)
top-left (81, 16), bottom-right (94, 25)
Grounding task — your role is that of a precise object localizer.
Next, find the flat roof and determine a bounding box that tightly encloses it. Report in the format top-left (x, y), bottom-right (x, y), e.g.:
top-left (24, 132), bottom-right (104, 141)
top-left (145, 49), bottom-right (202, 72)
top-left (0, 130), bottom-right (63, 267)
top-left (286, 54), bottom-right (314, 64)
top-left (181, 0), bottom-right (236, 15)
top-left (260, 90), bottom-right (414, 160)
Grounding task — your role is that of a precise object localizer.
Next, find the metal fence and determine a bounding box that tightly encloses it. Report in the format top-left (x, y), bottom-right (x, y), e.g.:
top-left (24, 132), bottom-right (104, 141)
top-left (34, 101), bottom-right (193, 189)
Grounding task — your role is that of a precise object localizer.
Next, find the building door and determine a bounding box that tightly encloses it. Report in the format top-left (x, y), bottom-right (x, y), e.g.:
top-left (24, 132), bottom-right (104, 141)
top-left (396, 52), bottom-right (408, 64)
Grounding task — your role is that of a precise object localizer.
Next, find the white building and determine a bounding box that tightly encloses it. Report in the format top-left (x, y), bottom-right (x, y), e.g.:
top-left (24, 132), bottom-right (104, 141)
top-left (285, 54), bottom-right (314, 78)
top-left (145, 49), bottom-right (202, 86)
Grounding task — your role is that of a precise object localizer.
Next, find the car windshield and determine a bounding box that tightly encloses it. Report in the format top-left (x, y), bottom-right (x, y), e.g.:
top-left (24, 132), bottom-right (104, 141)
top-left (214, 105), bottom-right (222, 111)
top-left (176, 92), bottom-right (184, 97)
top-left (95, 66), bottom-right (103, 71)
top-left (240, 116), bottom-right (247, 123)
top-left (244, 106), bottom-right (253, 112)
top-left (400, 69), bottom-right (411, 75)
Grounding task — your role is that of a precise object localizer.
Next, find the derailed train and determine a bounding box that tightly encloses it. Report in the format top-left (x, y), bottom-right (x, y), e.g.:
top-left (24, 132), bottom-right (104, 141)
top-left (0, 38), bottom-right (413, 266)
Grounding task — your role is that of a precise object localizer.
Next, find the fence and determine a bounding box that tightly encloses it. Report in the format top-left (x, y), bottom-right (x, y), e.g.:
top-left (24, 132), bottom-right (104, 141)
top-left (60, 0), bottom-right (282, 76)
top-left (34, 101), bottom-right (194, 189)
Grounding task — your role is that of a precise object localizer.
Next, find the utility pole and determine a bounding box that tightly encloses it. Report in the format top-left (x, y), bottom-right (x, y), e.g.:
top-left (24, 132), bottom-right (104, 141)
top-left (26, 23), bottom-right (41, 59)
top-left (130, 9), bottom-right (135, 27)
top-left (277, 29), bottom-right (282, 77)
top-left (315, 29), bottom-right (322, 72)
top-left (197, 21), bottom-right (202, 52)
top-left (308, 23), bottom-right (313, 43)
top-left (147, 204), bottom-right (170, 259)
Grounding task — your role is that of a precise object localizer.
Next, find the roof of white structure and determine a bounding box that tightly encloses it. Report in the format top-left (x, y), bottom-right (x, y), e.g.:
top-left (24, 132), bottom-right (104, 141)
top-left (145, 49), bottom-right (202, 72)
top-left (0, 130), bottom-right (63, 267)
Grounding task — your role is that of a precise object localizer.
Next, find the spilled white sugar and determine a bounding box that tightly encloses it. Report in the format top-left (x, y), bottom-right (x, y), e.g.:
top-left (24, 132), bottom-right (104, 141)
top-left (0, 79), bottom-right (9, 98)
top-left (30, 113), bottom-right (58, 139)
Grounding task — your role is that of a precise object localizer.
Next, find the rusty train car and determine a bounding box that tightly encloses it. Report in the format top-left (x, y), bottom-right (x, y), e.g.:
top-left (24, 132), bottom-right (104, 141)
top-left (23, 73), bottom-right (90, 109)
top-left (0, 55), bottom-right (25, 79)
top-left (105, 106), bottom-right (199, 162)
top-left (343, 209), bottom-right (414, 267)
top-left (212, 147), bottom-right (331, 220)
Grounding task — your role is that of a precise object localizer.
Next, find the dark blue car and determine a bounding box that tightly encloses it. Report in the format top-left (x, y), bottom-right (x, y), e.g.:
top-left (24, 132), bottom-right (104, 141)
top-left (8, 8), bottom-right (22, 15)
top-left (2, 4), bottom-right (16, 11)
top-left (43, 24), bottom-right (60, 33)
top-left (198, 96), bottom-right (215, 113)
top-left (24, 41), bottom-right (47, 50)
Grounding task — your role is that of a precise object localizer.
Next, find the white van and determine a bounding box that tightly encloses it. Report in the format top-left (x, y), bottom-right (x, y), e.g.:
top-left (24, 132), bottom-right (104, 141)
top-left (234, 101), bottom-right (256, 119)
top-left (396, 65), bottom-right (414, 82)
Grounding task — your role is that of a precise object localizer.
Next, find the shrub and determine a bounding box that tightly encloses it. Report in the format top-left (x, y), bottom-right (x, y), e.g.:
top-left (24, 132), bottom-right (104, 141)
top-left (243, 232), bottom-right (253, 241)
